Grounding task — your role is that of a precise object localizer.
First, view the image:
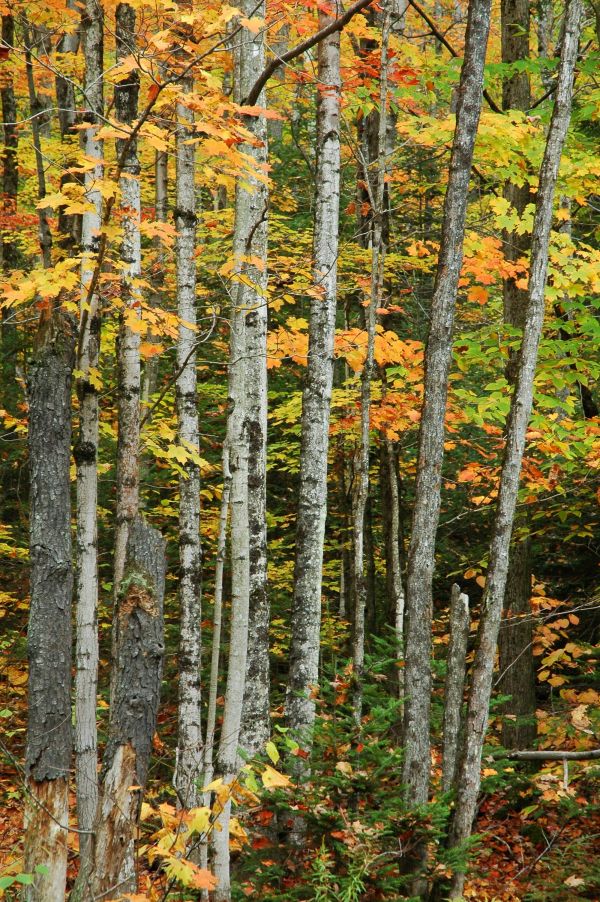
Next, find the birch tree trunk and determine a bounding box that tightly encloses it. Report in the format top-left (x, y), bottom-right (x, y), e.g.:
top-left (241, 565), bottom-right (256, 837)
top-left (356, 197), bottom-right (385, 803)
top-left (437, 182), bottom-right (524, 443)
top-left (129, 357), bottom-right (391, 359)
top-left (112, 1), bottom-right (142, 600)
top-left (74, 0), bottom-right (103, 873)
top-left (87, 517), bottom-right (166, 900)
top-left (381, 439), bottom-right (405, 696)
top-left (173, 81), bottom-right (203, 809)
top-left (285, 2), bottom-right (341, 748)
top-left (498, 0), bottom-right (537, 752)
top-left (448, 5), bottom-right (582, 895)
top-left (24, 313), bottom-right (75, 902)
top-left (213, 3), bottom-right (268, 893)
top-left (239, 0), bottom-right (270, 757)
top-left (402, 0), bottom-right (492, 812)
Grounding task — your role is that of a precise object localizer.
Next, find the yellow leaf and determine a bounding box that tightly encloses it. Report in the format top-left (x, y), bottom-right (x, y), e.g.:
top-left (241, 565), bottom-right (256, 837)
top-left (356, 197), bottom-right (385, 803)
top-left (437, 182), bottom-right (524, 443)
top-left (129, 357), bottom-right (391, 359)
top-left (261, 764), bottom-right (292, 790)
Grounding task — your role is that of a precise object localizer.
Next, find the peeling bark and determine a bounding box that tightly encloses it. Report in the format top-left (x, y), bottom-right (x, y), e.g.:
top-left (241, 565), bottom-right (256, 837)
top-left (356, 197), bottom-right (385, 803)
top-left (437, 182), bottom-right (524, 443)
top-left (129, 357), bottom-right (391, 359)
top-left (85, 517), bottom-right (166, 900)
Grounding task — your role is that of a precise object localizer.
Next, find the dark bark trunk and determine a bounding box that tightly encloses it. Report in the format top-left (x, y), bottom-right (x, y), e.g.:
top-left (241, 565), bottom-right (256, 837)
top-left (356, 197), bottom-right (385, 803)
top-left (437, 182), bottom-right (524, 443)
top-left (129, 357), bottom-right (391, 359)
top-left (497, 539), bottom-right (536, 748)
top-left (84, 517), bottom-right (166, 900)
top-left (25, 312), bottom-right (75, 901)
top-left (498, 0), bottom-right (537, 753)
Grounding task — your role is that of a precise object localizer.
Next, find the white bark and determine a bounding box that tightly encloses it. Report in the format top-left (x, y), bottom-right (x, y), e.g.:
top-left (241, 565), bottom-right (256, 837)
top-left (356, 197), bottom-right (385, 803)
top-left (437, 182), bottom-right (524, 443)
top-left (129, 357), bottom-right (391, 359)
top-left (239, 20), bottom-right (270, 757)
top-left (213, 2), bottom-right (268, 893)
top-left (285, 2), bottom-right (341, 746)
top-left (448, 4), bottom-right (582, 895)
top-left (112, 3), bottom-right (141, 599)
top-left (74, 0), bottom-right (103, 873)
top-left (174, 84), bottom-right (203, 809)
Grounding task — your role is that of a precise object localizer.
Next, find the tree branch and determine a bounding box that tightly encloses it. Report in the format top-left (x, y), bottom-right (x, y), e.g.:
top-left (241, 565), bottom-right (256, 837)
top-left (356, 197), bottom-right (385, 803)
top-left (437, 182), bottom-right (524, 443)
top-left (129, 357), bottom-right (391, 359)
top-left (502, 749), bottom-right (600, 761)
top-left (406, 0), bottom-right (502, 114)
top-left (243, 0), bottom-right (376, 106)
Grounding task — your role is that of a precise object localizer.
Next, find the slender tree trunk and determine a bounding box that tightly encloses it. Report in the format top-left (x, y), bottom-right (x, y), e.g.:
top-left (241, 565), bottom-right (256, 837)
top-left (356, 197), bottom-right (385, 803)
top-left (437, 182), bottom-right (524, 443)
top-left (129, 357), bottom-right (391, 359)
top-left (448, 6), bottom-right (581, 895)
top-left (498, 0), bottom-right (537, 752)
top-left (239, 0), bottom-right (270, 757)
top-left (55, 0), bottom-right (81, 250)
top-left (351, 8), bottom-right (392, 720)
top-left (112, 2), bottom-right (142, 599)
top-left (381, 439), bottom-right (405, 695)
top-left (174, 81), bottom-right (203, 809)
top-left (200, 453), bottom-right (231, 883)
top-left (213, 4), bottom-right (268, 893)
top-left (285, 2), bottom-right (341, 748)
top-left (441, 585), bottom-right (470, 792)
top-left (0, 14), bottom-right (19, 417)
top-left (23, 22), bottom-right (52, 268)
top-left (141, 147), bottom-right (168, 414)
top-left (24, 313), bottom-right (75, 902)
top-left (402, 0), bottom-right (492, 814)
top-left (87, 517), bottom-right (166, 900)
top-left (74, 0), bottom-right (103, 875)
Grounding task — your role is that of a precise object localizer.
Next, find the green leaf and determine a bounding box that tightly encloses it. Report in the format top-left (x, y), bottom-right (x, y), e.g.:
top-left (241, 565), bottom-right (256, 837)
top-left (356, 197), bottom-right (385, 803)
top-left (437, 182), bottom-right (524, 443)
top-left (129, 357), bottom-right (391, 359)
top-left (265, 740), bottom-right (279, 764)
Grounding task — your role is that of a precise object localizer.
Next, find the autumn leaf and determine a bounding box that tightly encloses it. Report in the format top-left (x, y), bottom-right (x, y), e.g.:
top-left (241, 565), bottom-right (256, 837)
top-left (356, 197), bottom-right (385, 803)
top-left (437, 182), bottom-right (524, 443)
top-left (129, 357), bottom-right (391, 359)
top-left (261, 765), bottom-right (292, 790)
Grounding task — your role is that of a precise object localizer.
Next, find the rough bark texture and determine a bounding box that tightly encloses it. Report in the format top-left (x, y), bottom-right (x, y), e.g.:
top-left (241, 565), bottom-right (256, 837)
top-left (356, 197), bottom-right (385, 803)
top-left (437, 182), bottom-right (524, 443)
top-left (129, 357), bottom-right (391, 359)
top-left (402, 0), bottom-right (492, 810)
top-left (499, 0), bottom-right (537, 753)
top-left (174, 82), bottom-right (203, 809)
top-left (442, 585), bottom-right (470, 792)
top-left (351, 7), bottom-right (391, 721)
top-left (89, 517), bottom-right (166, 900)
top-left (498, 538), bottom-right (536, 748)
top-left (74, 0), bottom-right (103, 872)
top-left (285, 3), bottom-right (341, 747)
top-left (381, 439), bottom-right (405, 696)
top-left (239, 0), bottom-right (270, 756)
top-left (112, 1), bottom-right (142, 599)
top-left (214, 3), bottom-right (268, 894)
top-left (25, 314), bottom-right (75, 902)
top-left (448, 4), bottom-right (582, 894)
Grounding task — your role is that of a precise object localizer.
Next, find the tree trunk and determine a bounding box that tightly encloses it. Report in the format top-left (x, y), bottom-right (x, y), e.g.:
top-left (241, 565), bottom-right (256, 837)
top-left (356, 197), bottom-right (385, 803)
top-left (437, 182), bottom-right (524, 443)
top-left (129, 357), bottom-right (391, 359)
top-left (0, 15), bottom-right (19, 418)
top-left (174, 80), bottom-right (203, 809)
top-left (213, 3), bottom-right (268, 893)
top-left (402, 0), bottom-right (492, 813)
top-left (87, 517), bottom-right (166, 900)
top-left (23, 22), bottom-right (52, 268)
top-left (442, 585), bottom-right (470, 792)
top-left (448, 5), bottom-right (582, 895)
top-left (239, 0), bottom-right (270, 757)
top-left (285, 1), bottom-right (341, 748)
top-left (498, 0), bottom-right (537, 753)
top-left (380, 439), bottom-right (405, 696)
top-left (112, 2), bottom-right (142, 599)
top-left (74, 0), bottom-right (103, 875)
top-left (351, 7), bottom-right (392, 720)
top-left (24, 313), bottom-right (75, 902)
